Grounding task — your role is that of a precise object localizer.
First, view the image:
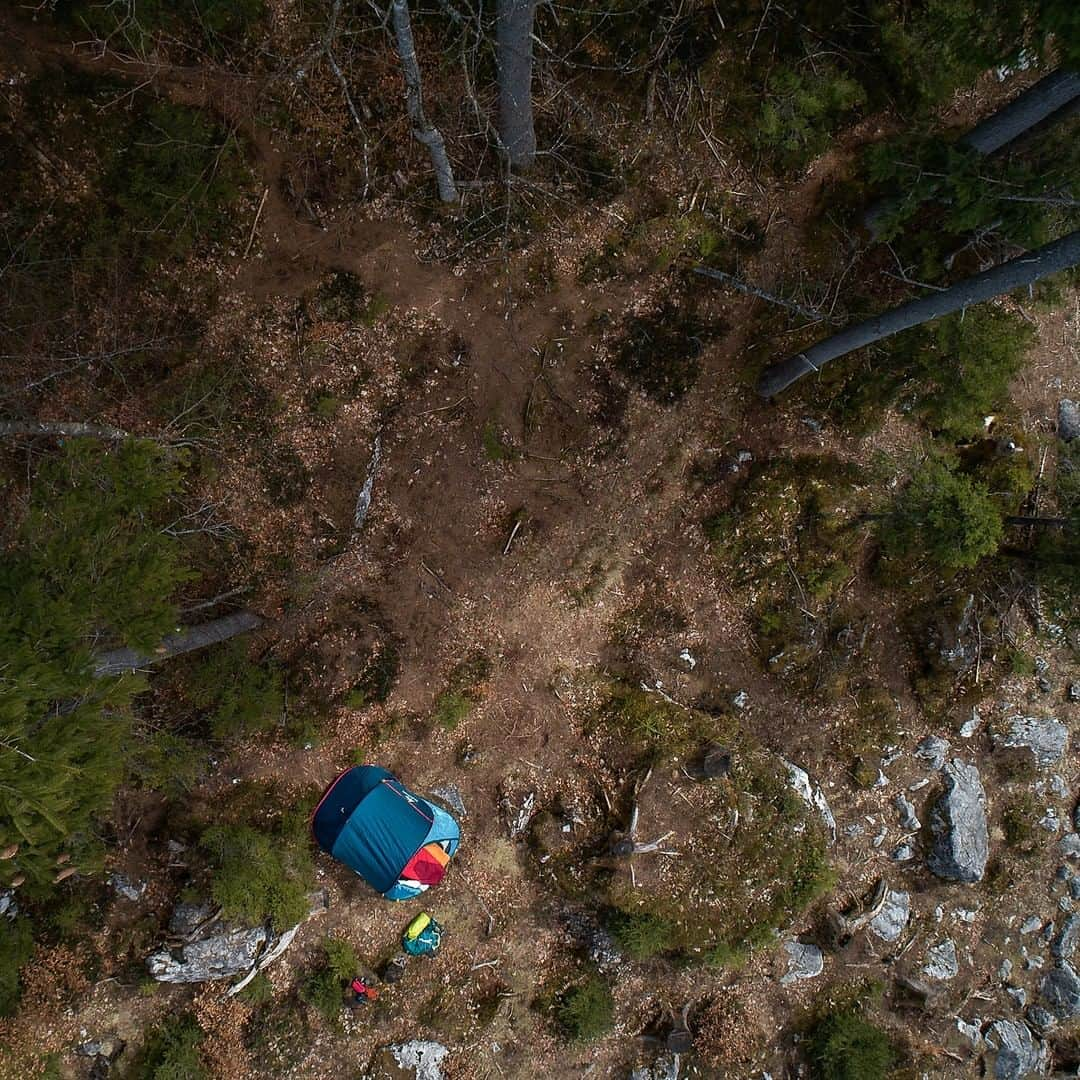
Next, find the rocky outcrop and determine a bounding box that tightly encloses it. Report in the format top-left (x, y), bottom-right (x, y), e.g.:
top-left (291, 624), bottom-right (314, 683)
top-left (780, 940), bottom-right (823, 985)
top-left (993, 716), bottom-right (1068, 768)
top-left (984, 1019), bottom-right (1047, 1079)
top-left (928, 760), bottom-right (989, 883)
top-left (782, 760), bottom-right (836, 841)
top-left (869, 889), bottom-right (910, 942)
top-left (1040, 963), bottom-right (1080, 1019)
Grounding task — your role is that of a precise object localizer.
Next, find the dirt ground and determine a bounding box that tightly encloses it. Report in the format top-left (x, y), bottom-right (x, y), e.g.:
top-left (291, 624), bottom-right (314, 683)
top-left (1, 12), bottom-right (1078, 1080)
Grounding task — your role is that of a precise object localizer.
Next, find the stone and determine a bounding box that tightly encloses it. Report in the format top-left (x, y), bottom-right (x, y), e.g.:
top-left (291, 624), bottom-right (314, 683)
top-left (564, 912), bottom-right (622, 972)
top-left (999, 959), bottom-right (1013, 980)
top-left (928, 760), bottom-right (989, 883)
top-left (1026, 1006), bottom-right (1055, 1032)
top-left (923, 939), bottom-right (959, 981)
top-left (1074, 801), bottom-right (1080, 832)
top-left (1071, 878), bottom-right (1080, 902)
top-left (891, 842), bottom-right (916, 862)
top-left (994, 716), bottom-right (1068, 767)
top-left (780, 940), bottom-right (823, 985)
top-left (1007, 987), bottom-right (1027, 1008)
top-left (1040, 963), bottom-right (1080, 1019)
top-left (147, 924), bottom-right (271, 983)
top-left (782, 760), bottom-right (836, 841)
top-left (429, 784), bottom-right (466, 818)
top-left (1059, 833), bottom-right (1080, 858)
top-left (1021, 916), bottom-right (1043, 935)
top-left (895, 794), bottom-right (921, 831)
top-left (732, 690), bottom-right (750, 709)
top-left (984, 1019), bottom-right (1046, 1079)
top-left (630, 1057), bottom-right (680, 1080)
top-left (702, 744), bottom-right (732, 779)
top-left (1037, 677), bottom-right (1052, 694)
top-left (109, 873), bottom-right (146, 902)
top-left (1059, 399), bottom-right (1080, 442)
top-left (76, 1037), bottom-right (124, 1061)
top-left (1053, 915), bottom-right (1080, 960)
top-left (959, 709), bottom-right (982, 738)
top-left (956, 1017), bottom-right (983, 1047)
top-left (915, 735), bottom-right (949, 769)
top-left (869, 889), bottom-right (910, 942)
top-left (0, 891), bottom-right (17, 920)
top-left (1034, 657), bottom-right (1049, 676)
top-left (387, 1040), bottom-right (449, 1080)
top-left (1056, 865), bottom-right (1073, 882)
top-left (1068, 683), bottom-right (1080, 703)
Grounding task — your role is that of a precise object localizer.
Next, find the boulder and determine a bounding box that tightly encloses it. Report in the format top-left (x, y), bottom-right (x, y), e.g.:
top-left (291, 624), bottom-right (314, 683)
top-left (984, 1019), bottom-right (1047, 1079)
top-left (429, 784), bottom-right (466, 818)
top-left (147, 924), bottom-right (271, 983)
top-left (1052, 914), bottom-right (1080, 961)
top-left (109, 873), bottom-right (147, 902)
top-left (993, 717), bottom-right (1068, 768)
top-left (1040, 963), bottom-right (1080, 1019)
top-left (1059, 399), bottom-right (1080, 442)
top-left (923, 939), bottom-right (960, 981)
top-left (915, 735), bottom-right (949, 770)
top-left (928, 760), bottom-right (989, 883)
top-left (869, 889), bottom-right (910, 943)
top-left (780, 940), bottom-right (823, 985)
top-left (386, 1040), bottom-right (449, 1080)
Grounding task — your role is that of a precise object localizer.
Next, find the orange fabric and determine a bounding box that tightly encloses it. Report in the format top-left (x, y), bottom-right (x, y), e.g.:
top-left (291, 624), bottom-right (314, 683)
top-left (402, 843), bottom-right (451, 885)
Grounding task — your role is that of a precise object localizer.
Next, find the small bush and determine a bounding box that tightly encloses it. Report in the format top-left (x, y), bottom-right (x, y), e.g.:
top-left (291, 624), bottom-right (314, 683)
top-left (127, 1014), bottom-right (207, 1080)
top-left (432, 692), bottom-right (473, 731)
top-left (185, 642), bottom-right (284, 740)
top-left (878, 459), bottom-right (1003, 571)
top-left (607, 909), bottom-right (674, 960)
top-left (300, 936), bottom-right (358, 1026)
top-left (0, 916), bottom-right (34, 1017)
top-left (556, 974), bottom-right (615, 1041)
top-left (237, 971), bottom-right (274, 1007)
top-left (200, 822), bottom-right (312, 930)
top-left (597, 682), bottom-right (709, 756)
top-left (805, 1008), bottom-right (892, 1080)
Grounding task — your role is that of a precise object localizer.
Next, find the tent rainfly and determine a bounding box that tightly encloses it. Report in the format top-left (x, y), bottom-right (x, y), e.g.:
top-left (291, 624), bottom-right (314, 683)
top-left (311, 765), bottom-right (460, 900)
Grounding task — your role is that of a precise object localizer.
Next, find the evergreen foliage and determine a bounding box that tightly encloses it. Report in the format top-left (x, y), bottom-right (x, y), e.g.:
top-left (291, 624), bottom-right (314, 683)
top-left (299, 936), bottom-right (358, 1026)
top-left (184, 642), bottom-right (284, 740)
top-left (126, 1014), bottom-right (207, 1080)
top-left (806, 1008), bottom-right (893, 1080)
top-left (879, 459), bottom-right (1004, 570)
top-left (0, 440), bottom-right (191, 890)
top-left (0, 915), bottom-right (35, 1016)
top-left (607, 909), bottom-right (674, 960)
top-left (556, 974), bottom-right (615, 1041)
top-left (200, 812), bottom-right (314, 930)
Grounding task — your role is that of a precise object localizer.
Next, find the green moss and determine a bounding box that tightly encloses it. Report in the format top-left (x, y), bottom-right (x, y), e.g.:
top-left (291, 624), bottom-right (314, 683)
top-left (432, 692), bottom-right (473, 731)
top-left (556, 975), bottom-right (615, 1042)
top-left (606, 909), bottom-right (675, 960)
top-left (482, 421), bottom-right (517, 462)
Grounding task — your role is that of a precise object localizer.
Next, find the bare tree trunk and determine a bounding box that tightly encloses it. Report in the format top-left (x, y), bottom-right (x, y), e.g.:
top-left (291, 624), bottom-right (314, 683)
top-left (865, 69), bottom-right (1080, 234)
top-left (0, 420), bottom-right (128, 439)
top-left (389, 0), bottom-right (459, 203)
top-left (757, 230), bottom-right (1080, 398)
top-left (496, 0), bottom-right (537, 168)
top-left (93, 610), bottom-right (263, 678)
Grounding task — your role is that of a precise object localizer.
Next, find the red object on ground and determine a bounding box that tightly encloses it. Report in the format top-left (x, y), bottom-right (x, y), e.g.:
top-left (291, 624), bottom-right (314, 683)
top-left (400, 843), bottom-right (449, 886)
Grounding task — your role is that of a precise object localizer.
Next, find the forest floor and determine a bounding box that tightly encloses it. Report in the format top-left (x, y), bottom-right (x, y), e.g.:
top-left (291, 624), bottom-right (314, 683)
top-left (2, 11), bottom-right (1079, 1080)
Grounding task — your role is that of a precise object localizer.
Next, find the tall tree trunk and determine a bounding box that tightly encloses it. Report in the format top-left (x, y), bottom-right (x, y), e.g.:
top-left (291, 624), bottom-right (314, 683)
top-left (389, 0), bottom-right (459, 203)
top-left (496, 0), bottom-right (537, 169)
top-left (93, 610), bottom-right (263, 678)
top-left (757, 229), bottom-right (1080, 398)
top-left (865, 69), bottom-right (1080, 234)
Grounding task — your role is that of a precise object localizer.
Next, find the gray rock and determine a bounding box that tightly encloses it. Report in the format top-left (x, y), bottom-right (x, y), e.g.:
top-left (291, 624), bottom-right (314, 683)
top-left (76, 1037), bottom-right (124, 1061)
top-left (1026, 1006), bottom-right (1056, 1032)
top-left (1060, 833), bottom-right (1080, 858)
top-left (1040, 963), bottom-right (1080, 1019)
top-left (1052, 914), bottom-right (1080, 960)
top-left (147, 924), bottom-right (271, 983)
top-left (429, 784), bottom-right (466, 818)
top-left (959, 709), bottom-right (982, 738)
top-left (780, 940), bottom-right (823, 985)
top-left (957, 1017), bottom-right (983, 1047)
top-left (915, 735), bottom-right (949, 769)
top-left (870, 889), bottom-right (910, 943)
top-left (994, 716), bottom-right (1068, 767)
top-left (168, 900), bottom-right (217, 938)
top-left (1000, 959), bottom-right (1013, 980)
top-left (923, 939), bottom-right (960, 981)
top-left (1059, 399), bottom-right (1080, 442)
top-left (984, 1019), bottom-right (1047, 1079)
top-left (895, 794), bottom-right (921, 831)
top-left (1006, 986), bottom-right (1027, 1008)
top-left (1022, 916), bottom-right (1044, 935)
top-left (1068, 682), bottom-right (1080, 703)
top-left (564, 912), bottom-right (623, 972)
top-left (630, 1057), bottom-right (680, 1080)
top-left (1071, 878), bottom-right (1080, 902)
top-left (891, 842), bottom-right (916, 862)
top-left (388, 1040), bottom-right (449, 1080)
top-left (732, 690), bottom-right (750, 709)
top-left (0, 891), bottom-right (17, 920)
top-left (1039, 808), bottom-right (1061, 834)
top-left (928, 760), bottom-right (989, 883)
top-left (1037, 677), bottom-right (1052, 694)
top-left (782, 760), bottom-right (836, 841)
top-left (1056, 865), bottom-right (1073, 882)
top-left (1074, 802), bottom-right (1080, 832)
top-left (109, 873), bottom-right (146, 902)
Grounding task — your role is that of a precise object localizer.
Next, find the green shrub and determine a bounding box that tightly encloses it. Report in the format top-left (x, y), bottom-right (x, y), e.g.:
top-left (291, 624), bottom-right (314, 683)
top-left (300, 935), bottom-right (358, 1026)
top-left (237, 971), bottom-right (274, 1007)
top-left (185, 642), bottom-right (284, 740)
top-left (345, 641), bottom-right (400, 708)
top-left (432, 692), bottom-right (473, 731)
top-left (755, 64), bottom-right (865, 172)
top-left (806, 1009), bottom-right (893, 1080)
top-left (127, 1014), bottom-right (207, 1080)
top-left (0, 440), bottom-right (192, 890)
top-left (607, 909), bottom-right (674, 960)
top-left (556, 975), bottom-right (615, 1041)
top-left (0, 916), bottom-right (35, 1017)
top-left (878, 459), bottom-right (1004, 570)
top-left (200, 822), bottom-right (312, 930)
top-left (597, 682), bottom-right (710, 756)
